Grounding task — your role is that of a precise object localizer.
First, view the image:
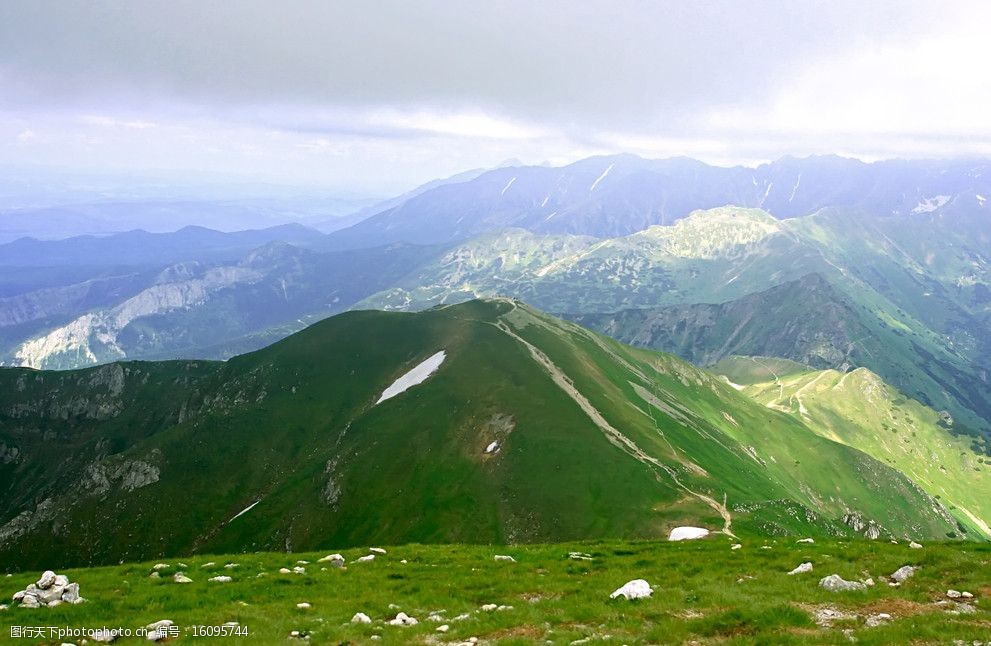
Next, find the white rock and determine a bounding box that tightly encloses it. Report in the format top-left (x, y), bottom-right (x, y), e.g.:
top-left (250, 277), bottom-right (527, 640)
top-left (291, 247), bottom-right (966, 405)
top-left (0, 604), bottom-right (7, 610)
top-left (36, 570), bottom-right (57, 589)
top-left (224, 563), bottom-right (239, 569)
top-left (12, 590), bottom-right (26, 602)
top-left (819, 574), bottom-right (867, 592)
top-left (296, 560), bottom-right (309, 565)
top-left (369, 547), bottom-right (387, 555)
top-left (788, 562), bottom-right (813, 575)
top-left (497, 605), bottom-right (513, 611)
top-left (797, 538), bottom-right (815, 544)
top-left (208, 575), bottom-right (232, 583)
top-left (891, 566), bottom-right (916, 583)
top-left (351, 612), bottom-right (372, 624)
top-left (297, 602), bottom-right (312, 609)
top-left (731, 544), bottom-right (742, 550)
top-left (494, 555), bottom-right (516, 562)
top-left (318, 554), bottom-right (345, 567)
top-left (90, 628), bottom-right (119, 642)
top-left (173, 573), bottom-right (193, 584)
top-left (437, 624), bottom-right (450, 632)
top-left (53, 574), bottom-right (69, 587)
top-left (452, 613), bottom-right (471, 621)
top-left (668, 526), bottom-right (709, 541)
top-left (909, 541), bottom-right (923, 549)
top-left (201, 562), bottom-right (216, 568)
top-left (569, 552), bottom-right (593, 560)
top-left (146, 620), bottom-right (174, 642)
top-left (480, 603), bottom-right (498, 611)
top-left (356, 555), bottom-right (375, 563)
top-left (149, 571), bottom-right (160, 578)
top-left (20, 594), bottom-right (40, 609)
top-left (609, 579), bottom-right (652, 600)
top-left (47, 599), bottom-right (62, 607)
top-left (292, 566), bottom-right (306, 574)
top-left (961, 591), bottom-right (974, 599)
top-left (947, 589), bottom-right (962, 599)
top-left (387, 611), bottom-right (418, 626)
top-left (279, 568), bottom-right (291, 574)
top-left (152, 564), bottom-right (170, 571)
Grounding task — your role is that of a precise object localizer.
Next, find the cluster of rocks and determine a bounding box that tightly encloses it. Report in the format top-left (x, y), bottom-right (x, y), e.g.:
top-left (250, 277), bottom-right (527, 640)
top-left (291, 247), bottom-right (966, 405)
top-left (11, 570), bottom-right (84, 608)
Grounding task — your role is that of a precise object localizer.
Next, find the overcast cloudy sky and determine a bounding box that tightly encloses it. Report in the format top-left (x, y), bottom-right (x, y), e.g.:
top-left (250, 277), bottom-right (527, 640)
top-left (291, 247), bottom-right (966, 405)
top-left (1, 0), bottom-right (989, 194)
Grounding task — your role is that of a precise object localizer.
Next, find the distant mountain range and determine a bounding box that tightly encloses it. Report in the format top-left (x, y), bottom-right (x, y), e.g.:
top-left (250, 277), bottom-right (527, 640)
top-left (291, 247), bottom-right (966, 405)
top-left (0, 155), bottom-right (988, 448)
top-left (0, 301), bottom-right (975, 568)
top-left (323, 154), bottom-right (991, 247)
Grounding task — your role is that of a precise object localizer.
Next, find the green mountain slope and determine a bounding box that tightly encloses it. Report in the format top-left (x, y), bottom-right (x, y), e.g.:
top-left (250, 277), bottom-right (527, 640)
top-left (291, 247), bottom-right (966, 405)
top-left (0, 301), bottom-right (962, 569)
top-left (712, 357), bottom-right (991, 539)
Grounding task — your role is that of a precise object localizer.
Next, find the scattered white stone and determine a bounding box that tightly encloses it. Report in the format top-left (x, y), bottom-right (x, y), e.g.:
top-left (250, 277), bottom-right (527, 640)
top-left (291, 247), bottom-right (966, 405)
top-left (0, 604), bottom-right (6, 611)
top-left (480, 603), bottom-right (498, 612)
top-left (494, 555), bottom-right (516, 562)
top-left (731, 544), bottom-right (742, 550)
top-left (279, 568), bottom-right (292, 574)
top-left (797, 538), bottom-right (815, 544)
top-left (864, 613), bottom-right (891, 628)
top-left (452, 613), bottom-right (472, 621)
top-left (812, 607), bottom-right (858, 627)
top-left (145, 620), bottom-right (174, 642)
top-left (356, 555), bottom-right (375, 563)
top-left (909, 541), bottom-right (923, 549)
top-left (891, 566), bottom-right (916, 583)
top-left (351, 612), bottom-right (372, 624)
top-left (90, 628), bottom-right (120, 643)
top-left (37, 570), bottom-right (57, 588)
top-left (437, 624), bottom-right (450, 632)
top-left (173, 572), bottom-right (193, 584)
top-left (208, 576), bottom-right (232, 583)
top-left (178, 563), bottom-right (188, 568)
top-left (569, 551), bottom-right (593, 561)
top-left (201, 562), bottom-right (216, 568)
top-left (149, 571), bottom-right (160, 579)
top-left (610, 579), bottom-right (652, 600)
top-left (961, 591), bottom-right (974, 599)
top-left (292, 566), bottom-right (306, 575)
top-left (369, 547), bottom-right (387, 555)
top-left (947, 590), bottom-right (962, 599)
top-left (668, 526), bottom-right (709, 541)
top-left (400, 559), bottom-right (408, 564)
top-left (318, 554), bottom-right (345, 567)
top-left (819, 574), bottom-right (867, 592)
top-left (788, 562), bottom-right (813, 575)
top-left (497, 605), bottom-right (513, 611)
top-left (387, 611), bottom-right (419, 626)
top-left (152, 564), bottom-right (169, 571)
top-left (224, 563), bottom-right (239, 569)
top-left (297, 602), bottom-right (312, 609)
top-left (760, 545), bottom-right (773, 550)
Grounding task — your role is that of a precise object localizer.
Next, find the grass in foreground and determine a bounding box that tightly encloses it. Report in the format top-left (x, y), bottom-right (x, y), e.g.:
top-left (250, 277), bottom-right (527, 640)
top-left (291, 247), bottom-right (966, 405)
top-left (1, 538), bottom-right (989, 644)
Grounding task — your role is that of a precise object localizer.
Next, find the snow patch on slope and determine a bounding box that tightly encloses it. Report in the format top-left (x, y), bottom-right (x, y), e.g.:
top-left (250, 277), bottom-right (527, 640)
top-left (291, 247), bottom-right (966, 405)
top-left (376, 351), bottom-right (447, 404)
top-left (912, 195), bottom-right (951, 213)
top-left (500, 177), bottom-right (516, 196)
top-left (230, 500), bottom-right (261, 522)
top-left (589, 163), bottom-right (614, 192)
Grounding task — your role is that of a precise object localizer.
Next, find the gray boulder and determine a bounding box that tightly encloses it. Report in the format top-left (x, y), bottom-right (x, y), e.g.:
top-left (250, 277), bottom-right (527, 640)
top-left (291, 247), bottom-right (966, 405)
top-left (819, 574), bottom-right (867, 592)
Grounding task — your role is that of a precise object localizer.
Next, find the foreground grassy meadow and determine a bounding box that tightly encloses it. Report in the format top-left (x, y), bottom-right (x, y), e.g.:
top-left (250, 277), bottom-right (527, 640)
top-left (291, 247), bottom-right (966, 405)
top-left (2, 538), bottom-right (988, 644)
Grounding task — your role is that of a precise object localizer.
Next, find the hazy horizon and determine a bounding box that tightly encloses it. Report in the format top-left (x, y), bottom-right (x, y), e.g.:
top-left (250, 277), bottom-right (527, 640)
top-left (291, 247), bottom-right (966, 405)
top-left (3, 0), bottom-right (990, 195)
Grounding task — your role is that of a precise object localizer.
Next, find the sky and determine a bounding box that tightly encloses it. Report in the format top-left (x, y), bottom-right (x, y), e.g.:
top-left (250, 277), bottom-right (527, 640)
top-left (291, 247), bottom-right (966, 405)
top-left (1, 0), bottom-right (990, 195)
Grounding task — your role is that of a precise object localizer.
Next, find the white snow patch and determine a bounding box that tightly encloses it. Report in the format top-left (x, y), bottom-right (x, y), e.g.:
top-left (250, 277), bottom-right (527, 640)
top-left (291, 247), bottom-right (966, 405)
top-left (788, 174), bottom-right (802, 202)
top-left (977, 194), bottom-right (987, 206)
top-left (540, 194), bottom-right (550, 207)
top-left (500, 177), bottom-right (516, 196)
top-left (485, 441), bottom-right (500, 454)
top-left (376, 351), bottom-right (447, 404)
top-left (668, 526), bottom-right (709, 541)
top-left (912, 195), bottom-right (951, 213)
top-left (230, 500), bottom-right (261, 522)
top-left (589, 163), bottom-right (614, 192)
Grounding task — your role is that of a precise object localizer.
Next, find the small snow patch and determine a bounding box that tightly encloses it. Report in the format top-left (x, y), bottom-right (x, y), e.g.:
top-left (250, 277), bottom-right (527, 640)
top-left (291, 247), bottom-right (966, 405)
top-left (376, 351), bottom-right (446, 404)
top-left (668, 526), bottom-right (709, 541)
top-left (500, 177), bottom-right (516, 196)
top-left (912, 195), bottom-right (951, 213)
top-left (590, 163), bottom-right (614, 192)
top-left (484, 441), bottom-right (500, 454)
top-left (229, 500), bottom-right (261, 522)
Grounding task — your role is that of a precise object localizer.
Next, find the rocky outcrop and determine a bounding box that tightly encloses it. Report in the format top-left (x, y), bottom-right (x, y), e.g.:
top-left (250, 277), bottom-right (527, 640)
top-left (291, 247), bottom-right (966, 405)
top-left (10, 570), bottom-right (85, 608)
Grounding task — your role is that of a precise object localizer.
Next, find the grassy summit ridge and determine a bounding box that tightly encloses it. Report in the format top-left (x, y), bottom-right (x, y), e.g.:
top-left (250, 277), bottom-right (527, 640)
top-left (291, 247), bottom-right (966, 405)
top-left (0, 300), bottom-right (968, 569)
